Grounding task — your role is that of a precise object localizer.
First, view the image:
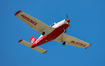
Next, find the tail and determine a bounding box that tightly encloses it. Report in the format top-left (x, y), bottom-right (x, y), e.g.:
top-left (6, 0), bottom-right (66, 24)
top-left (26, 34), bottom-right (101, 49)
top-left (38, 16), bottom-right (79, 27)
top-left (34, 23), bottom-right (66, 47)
top-left (30, 36), bottom-right (37, 45)
top-left (19, 39), bottom-right (47, 54)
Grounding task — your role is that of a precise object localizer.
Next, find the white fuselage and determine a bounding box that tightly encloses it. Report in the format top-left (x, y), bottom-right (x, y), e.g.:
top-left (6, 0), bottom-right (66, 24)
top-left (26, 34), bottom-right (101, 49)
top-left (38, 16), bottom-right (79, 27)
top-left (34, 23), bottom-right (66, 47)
top-left (50, 19), bottom-right (69, 28)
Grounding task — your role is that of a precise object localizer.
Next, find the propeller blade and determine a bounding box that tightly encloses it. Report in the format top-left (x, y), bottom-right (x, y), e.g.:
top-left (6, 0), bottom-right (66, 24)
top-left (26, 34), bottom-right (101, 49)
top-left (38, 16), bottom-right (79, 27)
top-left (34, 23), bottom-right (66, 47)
top-left (66, 14), bottom-right (71, 27)
top-left (68, 21), bottom-right (70, 27)
top-left (66, 14), bottom-right (68, 19)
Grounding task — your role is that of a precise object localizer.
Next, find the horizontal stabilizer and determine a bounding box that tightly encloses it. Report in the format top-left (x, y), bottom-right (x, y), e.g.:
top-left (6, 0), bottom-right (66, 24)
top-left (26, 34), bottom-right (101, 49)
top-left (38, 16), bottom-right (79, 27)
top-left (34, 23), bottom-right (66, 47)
top-left (19, 40), bottom-right (47, 54)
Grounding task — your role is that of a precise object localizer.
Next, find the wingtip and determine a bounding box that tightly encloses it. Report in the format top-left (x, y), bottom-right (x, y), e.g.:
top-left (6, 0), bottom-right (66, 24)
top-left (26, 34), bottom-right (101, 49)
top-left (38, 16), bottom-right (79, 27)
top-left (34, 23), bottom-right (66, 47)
top-left (43, 51), bottom-right (47, 54)
top-left (85, 44), bottom-right (92, 49)
top-left (15, 10), bottom-right (22, 15)
top-left (18, 39), bottom-right (23, 43)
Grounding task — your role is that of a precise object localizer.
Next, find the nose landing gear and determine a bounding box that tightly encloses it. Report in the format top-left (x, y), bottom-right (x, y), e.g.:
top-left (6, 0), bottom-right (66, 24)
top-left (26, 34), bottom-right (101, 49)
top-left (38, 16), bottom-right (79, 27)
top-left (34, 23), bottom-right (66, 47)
top-left (64, 30), bottom-right (66, 33)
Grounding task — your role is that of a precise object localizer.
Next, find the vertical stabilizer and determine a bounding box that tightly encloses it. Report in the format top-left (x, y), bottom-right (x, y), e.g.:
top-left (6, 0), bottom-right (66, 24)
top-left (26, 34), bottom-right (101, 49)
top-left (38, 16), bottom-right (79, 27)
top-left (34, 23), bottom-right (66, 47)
top-left (30, 36), bottom-right (37, 45)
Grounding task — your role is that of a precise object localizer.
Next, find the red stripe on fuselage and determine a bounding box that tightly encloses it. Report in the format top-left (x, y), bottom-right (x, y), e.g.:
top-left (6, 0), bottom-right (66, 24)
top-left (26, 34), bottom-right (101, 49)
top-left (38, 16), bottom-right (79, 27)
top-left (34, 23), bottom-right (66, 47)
top-left (49, 24), bottom-right (68, 39)
top-left (32, 24), bottom-right (69, 48)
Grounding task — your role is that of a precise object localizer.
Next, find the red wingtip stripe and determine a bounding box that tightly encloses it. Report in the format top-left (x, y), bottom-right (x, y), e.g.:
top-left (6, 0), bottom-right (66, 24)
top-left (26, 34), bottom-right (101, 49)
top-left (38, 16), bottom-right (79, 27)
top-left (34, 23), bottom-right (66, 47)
top-left (15, 10), bottom-right (21, 15)
top-left (85, 44), bottom-right (92, 49)
top-left (18, 39), bottom-right (23, 43)
top-left (43, 51), bottom-right (47, 54)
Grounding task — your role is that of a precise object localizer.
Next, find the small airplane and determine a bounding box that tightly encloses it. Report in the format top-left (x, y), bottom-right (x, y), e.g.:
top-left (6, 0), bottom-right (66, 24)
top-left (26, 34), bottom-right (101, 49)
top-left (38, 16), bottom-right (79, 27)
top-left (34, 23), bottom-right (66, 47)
top-left (15, 10), bottom-right (91, 54)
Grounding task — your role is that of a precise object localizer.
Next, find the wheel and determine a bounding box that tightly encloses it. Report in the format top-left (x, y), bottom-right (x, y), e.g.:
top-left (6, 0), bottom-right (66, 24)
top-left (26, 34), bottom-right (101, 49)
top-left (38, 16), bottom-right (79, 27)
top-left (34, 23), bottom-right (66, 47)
top-left (63, 42), bottom-right (66, 45)
top-left (42, 31), bottom-right (45, 35)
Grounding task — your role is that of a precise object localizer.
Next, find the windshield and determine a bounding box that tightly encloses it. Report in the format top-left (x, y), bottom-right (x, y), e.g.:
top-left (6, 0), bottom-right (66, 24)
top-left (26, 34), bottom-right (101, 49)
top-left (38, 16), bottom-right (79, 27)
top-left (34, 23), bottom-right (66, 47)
top-left (50, 23), bottom-right (55, 27)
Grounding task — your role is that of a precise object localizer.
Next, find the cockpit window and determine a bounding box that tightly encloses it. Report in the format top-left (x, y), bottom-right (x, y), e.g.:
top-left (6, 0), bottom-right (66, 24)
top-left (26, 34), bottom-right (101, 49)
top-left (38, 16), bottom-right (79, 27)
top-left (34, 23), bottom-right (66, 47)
top-left (50, 23), bottom-right (55, 27)
top-left (50, 22), bottom-right (57, 27)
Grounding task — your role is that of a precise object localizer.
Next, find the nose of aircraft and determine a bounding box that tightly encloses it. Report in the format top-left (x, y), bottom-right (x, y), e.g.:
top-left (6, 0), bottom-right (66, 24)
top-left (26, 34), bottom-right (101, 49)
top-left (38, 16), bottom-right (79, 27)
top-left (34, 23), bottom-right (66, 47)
top-left (67, 19), bottom-right (70, 22)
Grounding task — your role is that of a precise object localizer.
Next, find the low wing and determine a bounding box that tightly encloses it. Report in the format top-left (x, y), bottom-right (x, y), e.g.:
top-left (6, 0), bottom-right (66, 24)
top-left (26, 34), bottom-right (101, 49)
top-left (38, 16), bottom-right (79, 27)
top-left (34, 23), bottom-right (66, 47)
top-left (19, 40), bottom-right (47, 54)
top-left (54, 33), bottom-right (91, 49)
top-left (15, 10), bottom-right (54, 36)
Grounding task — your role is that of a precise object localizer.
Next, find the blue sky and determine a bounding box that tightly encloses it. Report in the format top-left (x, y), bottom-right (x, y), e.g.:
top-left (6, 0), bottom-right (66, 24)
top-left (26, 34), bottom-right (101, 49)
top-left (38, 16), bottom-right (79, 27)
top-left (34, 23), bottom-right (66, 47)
top-left (0, 0), bottom-right (105, 66)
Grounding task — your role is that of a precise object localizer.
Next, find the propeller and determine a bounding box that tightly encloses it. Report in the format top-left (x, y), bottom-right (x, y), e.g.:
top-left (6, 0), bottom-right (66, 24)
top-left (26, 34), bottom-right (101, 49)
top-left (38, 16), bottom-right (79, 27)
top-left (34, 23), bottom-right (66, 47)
top-left (65, 14), bottom-right (70, 27)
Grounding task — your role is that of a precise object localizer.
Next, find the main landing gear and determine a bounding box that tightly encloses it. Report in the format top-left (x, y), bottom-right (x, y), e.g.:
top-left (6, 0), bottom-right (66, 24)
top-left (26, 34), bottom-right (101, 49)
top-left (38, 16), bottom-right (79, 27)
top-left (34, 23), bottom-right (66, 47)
top-left (62, 41), bottom-right (66, 45)
top-left (42, 31), bottom-right (45, 35)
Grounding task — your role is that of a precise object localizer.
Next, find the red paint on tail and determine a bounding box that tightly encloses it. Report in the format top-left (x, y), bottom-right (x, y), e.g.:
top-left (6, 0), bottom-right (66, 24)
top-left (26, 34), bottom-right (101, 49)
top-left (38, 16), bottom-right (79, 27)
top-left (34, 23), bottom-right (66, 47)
top-left (30, 36), bottom-right (37, 45)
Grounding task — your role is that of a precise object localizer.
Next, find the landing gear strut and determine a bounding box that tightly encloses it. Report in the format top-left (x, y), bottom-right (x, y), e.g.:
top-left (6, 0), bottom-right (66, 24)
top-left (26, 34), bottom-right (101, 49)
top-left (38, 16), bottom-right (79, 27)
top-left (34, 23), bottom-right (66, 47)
top-left (64, 30), bottom-right (66, 33)
top-left (63, 27), bottom-right (66, 33)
